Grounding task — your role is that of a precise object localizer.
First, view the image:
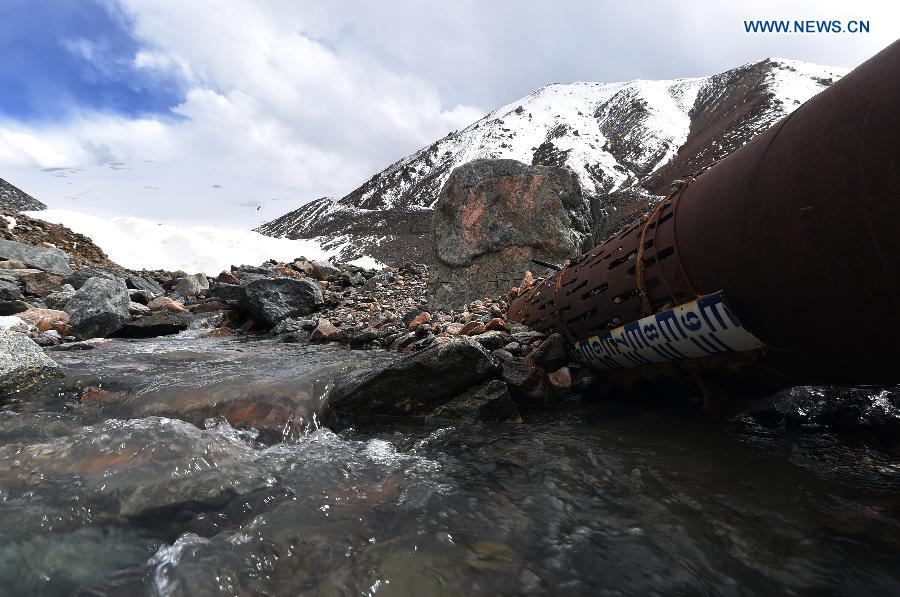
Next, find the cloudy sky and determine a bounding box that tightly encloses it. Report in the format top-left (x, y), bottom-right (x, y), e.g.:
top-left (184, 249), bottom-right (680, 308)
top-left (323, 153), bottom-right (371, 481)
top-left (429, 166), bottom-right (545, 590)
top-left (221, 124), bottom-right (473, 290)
top-left (0, 0), bottom-right (897, 227)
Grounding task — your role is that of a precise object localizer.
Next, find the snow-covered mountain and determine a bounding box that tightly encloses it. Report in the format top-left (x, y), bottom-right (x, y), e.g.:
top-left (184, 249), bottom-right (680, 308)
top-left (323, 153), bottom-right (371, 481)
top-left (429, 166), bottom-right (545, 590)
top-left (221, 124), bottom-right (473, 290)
top-left (257, 58), bottom-right (847, 264)
top-left (1, 178), bottom-right (46, 211)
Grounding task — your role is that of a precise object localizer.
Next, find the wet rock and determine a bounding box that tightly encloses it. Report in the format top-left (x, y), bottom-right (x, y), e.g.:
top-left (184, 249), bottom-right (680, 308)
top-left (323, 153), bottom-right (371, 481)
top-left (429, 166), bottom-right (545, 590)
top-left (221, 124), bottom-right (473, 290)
top-left (462, 321), bottom-right (486, 336)
top-left (0, 330), bottom-right (61, 396)
top-left (471, 330), bottom-right (509, 350)
top-left (0, 238), bottom-right (72, 275)
top-left (192, 299), bottom-right (229, 313)
top-left (528, 333), bottom-right (568, 371)
top-left (310, 260), bottom-right (341, 280)
top-left (62, 266), bottom-right (122, 289)
top-left (18, 308), bottom-right (69, 334)
top-left (128, 301), bottom-right (152, 316)
top-left (271, 317), bottom-right (317, 335)
top-left (496, 351), bottom-right (551, 404)
top-left (197, 327), bottom-right (233, 338)
top-left (0, 417), bottom-right (275, 519)
top-left (65, 277), bottom-right (131, 339)
top-left (112, 311), bottom-right (192, 338)
top-left (172, 273), bottom-right (209, 301)
top-left (240, 278), bottom-right (324, 326)
top-left (45, 284), bottom-right (76, 310)
top-left (148, 296), bottom-right (188, 313)
top-left (325, 338), bottom-right (498, 424)
top-left (426, 380), bottom-right (521, 425)
top-left (80, 386), bottom-right (126, 405)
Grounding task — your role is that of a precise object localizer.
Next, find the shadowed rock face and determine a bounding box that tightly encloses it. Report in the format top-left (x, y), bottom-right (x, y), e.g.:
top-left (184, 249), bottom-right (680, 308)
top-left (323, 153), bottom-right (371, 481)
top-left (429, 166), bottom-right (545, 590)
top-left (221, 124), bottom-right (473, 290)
top-left (0, 178), bottom-right (45, 211)
top-left (428, 159), bottom-right (590, 309)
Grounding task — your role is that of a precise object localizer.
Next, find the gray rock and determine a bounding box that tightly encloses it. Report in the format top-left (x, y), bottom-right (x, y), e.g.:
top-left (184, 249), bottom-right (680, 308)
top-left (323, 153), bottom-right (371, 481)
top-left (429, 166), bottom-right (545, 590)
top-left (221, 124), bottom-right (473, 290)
top-left (529, 333), bottom-right (568, 371)
top-left (0, 280), bottom-right (21, 302)
top-left (61, 266), bottom-right (122, 289)
top-left (349, 273), bottom-right (366, 286)
top-left (325, 338), bottom-right (499, 425)
top-left (44, 284), bottom-right (76, 310)
top-left (65, 277), bottom-right (131, 339)
top-left (240, 278), bottom-right (324, 325)
top-left (128, 301), bottom-right (152, 316)
top-left (363, 272), bottom-right (395, 290)
top-left (0, 239), bottom-right (72, 276)
top-left (124, 273), bottom-right (164, 296)
top-left (112, 311), bottom-right (192, 338)
top-left (208, 283), bottom-right (241, 304)
top-left (171, 273), bottom-right (209, 301)
top-left (128, 289), bottom-right (154, 305)
top-left (310, 260), bottom-right (341, 280)
top-left (0, 330), bottom-right (61, 397)
top-left (471, 330), bottom-right (510, 350)
top-left (510, 330), bottom-right (546, 346)
top-left (0, 300), bottom-right (29, 315)
top-left (271, 317), bottom-right (318, 335)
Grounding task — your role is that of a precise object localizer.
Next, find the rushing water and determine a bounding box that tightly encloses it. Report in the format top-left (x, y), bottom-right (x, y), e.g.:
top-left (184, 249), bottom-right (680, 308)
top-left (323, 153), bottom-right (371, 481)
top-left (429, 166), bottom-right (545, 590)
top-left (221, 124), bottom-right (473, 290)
top-left (1, 334), bottom-right (899, 596)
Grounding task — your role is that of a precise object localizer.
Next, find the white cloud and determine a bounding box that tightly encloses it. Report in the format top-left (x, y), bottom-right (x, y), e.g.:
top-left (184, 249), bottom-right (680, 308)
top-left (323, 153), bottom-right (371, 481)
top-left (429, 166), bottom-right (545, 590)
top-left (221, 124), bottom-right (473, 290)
top-left (1, 0), bottom-right (897, 228)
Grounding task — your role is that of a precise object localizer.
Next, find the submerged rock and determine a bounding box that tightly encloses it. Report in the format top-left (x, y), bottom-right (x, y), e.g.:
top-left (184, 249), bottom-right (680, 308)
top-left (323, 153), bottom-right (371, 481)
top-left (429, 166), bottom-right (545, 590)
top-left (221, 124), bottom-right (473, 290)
top-left (0, 417), bottom-right (276, 519)
top-left (0, 238), bottom-right (72, 275)
top-left (240, 278), bottom-right (324, 326)
top-left (65, 277), bottom-right (131, 339)
top-left (0, 330), bottom-right (61, 397)
top-left (325, 338), bottom-right (498, 425)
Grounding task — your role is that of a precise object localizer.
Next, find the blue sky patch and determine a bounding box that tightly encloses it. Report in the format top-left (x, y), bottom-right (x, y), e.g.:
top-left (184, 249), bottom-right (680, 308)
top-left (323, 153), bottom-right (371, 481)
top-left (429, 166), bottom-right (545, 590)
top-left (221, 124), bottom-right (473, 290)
top-left (0, 0), bottom-right (185, 122)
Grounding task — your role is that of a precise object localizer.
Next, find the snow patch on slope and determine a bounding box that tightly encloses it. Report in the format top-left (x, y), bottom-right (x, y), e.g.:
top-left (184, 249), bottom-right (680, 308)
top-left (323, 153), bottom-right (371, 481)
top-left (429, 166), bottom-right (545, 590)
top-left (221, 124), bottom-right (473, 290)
top-left (24, 209), bottom-right (339, 274)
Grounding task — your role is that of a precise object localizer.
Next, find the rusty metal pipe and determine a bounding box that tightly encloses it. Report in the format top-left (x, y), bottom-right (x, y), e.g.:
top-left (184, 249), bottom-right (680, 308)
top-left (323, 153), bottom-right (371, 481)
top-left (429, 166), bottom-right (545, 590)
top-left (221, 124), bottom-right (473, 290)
top-left (509, 39), bottom-right (900, 386)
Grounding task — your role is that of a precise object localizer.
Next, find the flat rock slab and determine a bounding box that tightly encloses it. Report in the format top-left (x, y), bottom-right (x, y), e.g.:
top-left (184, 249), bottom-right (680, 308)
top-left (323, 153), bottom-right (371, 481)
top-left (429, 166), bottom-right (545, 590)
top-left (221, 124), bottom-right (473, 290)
top-left (112, 311), bottom-right (192, 338)
top-left (0, 238), bottom-right (72, 276)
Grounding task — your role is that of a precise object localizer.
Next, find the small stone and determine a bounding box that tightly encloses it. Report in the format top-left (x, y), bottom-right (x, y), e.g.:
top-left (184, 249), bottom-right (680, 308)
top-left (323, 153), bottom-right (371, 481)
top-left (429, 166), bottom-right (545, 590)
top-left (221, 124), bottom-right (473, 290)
top-left (310, 319), bottom-right (341, 342)
top-left (18, 308), bottom-right (69, 334)
top-left (444, 322), bottom-right (464, 335)
top-left (462, 321), bottom-right (485, 336)
top-left (215, 271), bottom-right (240, 285)
top-left (128, 301), bottom-right (152, 316)
top-left (548, 366), bottom-right (572, 391)
top-left (528, 333), bottom-right (568, 371)
top-left (407, 311), bottom-right (432, 331)
top-left (484, 317), bottom-right (506, 331)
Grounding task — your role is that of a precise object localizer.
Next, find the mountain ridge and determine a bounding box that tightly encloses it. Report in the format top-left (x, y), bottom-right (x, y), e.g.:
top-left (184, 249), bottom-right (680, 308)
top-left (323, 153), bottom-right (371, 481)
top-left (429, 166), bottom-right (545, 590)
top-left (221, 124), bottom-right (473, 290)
top-left (257, 57), bottom-right (847, 263)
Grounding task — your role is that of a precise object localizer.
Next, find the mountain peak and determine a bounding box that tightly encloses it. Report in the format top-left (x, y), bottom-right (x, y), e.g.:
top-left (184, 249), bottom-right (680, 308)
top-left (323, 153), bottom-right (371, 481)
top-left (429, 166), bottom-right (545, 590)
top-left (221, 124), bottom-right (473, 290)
top-left (258, 57), bottom-right (847, 264)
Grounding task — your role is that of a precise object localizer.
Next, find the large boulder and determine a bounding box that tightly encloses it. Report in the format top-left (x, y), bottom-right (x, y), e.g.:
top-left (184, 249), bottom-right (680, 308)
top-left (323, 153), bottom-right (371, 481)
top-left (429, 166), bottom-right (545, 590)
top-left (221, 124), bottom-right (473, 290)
top-left (324, 338), bottom-right (498, 425)
top-left (428, 159), bottom-right (591, 308)
top-left (240, 278), bottom-right (324, 325)
top-left (0, 239), bottom-right (72, 276)
top-left (65, 277), bottom-right (131, 339)
top-left (124, 273), bottom-right (164, 296)
top-left (0, 330), bottom-right (61, 397)
top-left (0, 280), bottom-right (21, 301)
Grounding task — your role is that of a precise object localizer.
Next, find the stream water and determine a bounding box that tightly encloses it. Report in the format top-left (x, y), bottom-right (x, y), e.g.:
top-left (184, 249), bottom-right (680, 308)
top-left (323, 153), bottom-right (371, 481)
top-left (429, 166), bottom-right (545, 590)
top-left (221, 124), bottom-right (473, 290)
top-left (2, 334), bottom-right (899, 596)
